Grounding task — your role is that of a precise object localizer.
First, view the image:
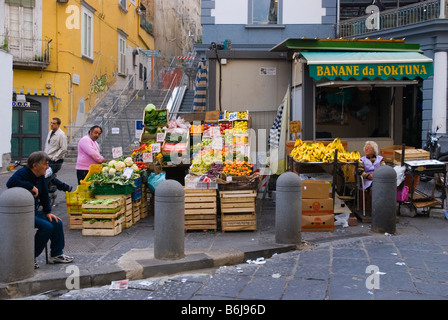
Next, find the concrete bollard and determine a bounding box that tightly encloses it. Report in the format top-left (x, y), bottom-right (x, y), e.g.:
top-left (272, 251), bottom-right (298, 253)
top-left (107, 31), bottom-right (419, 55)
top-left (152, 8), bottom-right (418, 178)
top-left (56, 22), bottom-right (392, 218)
top-left (154, 179), bottom-right (185, 260)
top-left (0, 187), bottom-right (35, 282)
top-left (275, 172), bottom-right (302, 245)
top-left (372, 165), bottom-right (397, 234)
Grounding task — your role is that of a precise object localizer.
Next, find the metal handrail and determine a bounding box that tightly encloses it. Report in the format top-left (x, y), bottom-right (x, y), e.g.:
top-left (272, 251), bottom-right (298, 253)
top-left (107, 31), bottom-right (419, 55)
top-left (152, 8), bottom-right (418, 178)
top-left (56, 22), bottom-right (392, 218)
top-left (337, 0), bottom-right (442, 38)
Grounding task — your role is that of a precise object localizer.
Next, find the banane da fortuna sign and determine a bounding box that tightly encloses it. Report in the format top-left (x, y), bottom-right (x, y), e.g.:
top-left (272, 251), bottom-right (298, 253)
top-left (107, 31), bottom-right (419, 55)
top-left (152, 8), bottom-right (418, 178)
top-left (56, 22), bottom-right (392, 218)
top-left (311, 62), bottom-right (433, 81)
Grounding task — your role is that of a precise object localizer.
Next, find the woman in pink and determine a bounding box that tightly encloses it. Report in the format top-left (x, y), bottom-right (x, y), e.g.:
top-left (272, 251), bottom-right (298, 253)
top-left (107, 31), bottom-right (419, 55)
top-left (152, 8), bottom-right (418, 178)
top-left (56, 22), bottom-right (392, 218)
top-left (76, 125), bottom-right (105, 184)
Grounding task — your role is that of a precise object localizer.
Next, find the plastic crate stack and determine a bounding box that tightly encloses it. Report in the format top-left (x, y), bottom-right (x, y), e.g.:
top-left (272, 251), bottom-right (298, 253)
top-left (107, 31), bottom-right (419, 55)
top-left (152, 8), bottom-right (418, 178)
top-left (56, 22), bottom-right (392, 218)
top-left (65, 185), bottom-right (92, 230)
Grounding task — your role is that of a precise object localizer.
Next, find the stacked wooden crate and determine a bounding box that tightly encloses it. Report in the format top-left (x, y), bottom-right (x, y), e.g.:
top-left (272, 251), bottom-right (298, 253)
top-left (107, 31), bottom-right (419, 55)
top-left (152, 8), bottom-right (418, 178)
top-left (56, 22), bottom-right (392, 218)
top-left (81, 198), bottom-right (125, 236)
top-left (219, 190), bottom-right (257, 232)
top-left (140, 184), bottom-right (149, 219)
top-left (96, 194), bottom-right (133, 228)
top-left (184, 189), bottom-right (217, 232)
top-left (132, 199), bottom-right (141, 223)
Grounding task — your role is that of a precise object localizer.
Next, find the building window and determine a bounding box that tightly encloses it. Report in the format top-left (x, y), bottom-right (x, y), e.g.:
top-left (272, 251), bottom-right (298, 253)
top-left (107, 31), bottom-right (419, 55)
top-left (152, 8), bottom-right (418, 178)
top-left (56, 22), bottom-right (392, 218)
top-left (119, 0), bottom-right (127, 12)
top-left (118, 35), bottom-right (126, 75)
top-left (81, 6), bottom-right (94, 60)
top-left (249, 0), bottom-right (279, 24)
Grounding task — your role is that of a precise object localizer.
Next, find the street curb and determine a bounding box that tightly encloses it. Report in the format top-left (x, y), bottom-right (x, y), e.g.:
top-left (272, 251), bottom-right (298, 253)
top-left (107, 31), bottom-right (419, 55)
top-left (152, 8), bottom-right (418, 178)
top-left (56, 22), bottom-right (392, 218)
top-left (0, 243), bottom-right (296, 299)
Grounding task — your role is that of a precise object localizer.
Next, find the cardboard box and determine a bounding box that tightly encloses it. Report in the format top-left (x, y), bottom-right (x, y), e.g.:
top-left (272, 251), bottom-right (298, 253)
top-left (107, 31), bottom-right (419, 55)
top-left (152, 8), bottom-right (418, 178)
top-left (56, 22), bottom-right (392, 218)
top-left (205, 110), bottom-right (221, 122)
top-left (302, 214), bottom-right (334, 232)
top-left (302, 180), bottom-right (331, 199)
top-left (380, 145), bottom-right (415, 163)
top-left (302, 198), bottom-right (334, 215)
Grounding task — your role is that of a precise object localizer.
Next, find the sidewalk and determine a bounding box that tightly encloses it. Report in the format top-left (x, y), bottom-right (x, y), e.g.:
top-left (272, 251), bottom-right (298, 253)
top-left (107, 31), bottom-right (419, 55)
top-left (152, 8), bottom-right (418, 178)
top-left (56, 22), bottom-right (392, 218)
top-left (1, 163), bottom-right (447, 299)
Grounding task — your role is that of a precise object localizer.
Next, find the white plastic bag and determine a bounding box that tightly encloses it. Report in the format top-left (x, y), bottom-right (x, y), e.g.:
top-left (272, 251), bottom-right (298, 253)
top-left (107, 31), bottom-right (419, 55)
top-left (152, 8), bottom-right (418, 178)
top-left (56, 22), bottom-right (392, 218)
top-left (394, 166), bottom-right (406, 187)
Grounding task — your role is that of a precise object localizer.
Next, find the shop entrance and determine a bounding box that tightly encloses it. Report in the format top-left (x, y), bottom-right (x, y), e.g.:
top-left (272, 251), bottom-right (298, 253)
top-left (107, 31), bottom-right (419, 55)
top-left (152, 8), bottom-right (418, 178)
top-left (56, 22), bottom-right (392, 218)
top-left (11, 97), bottom-right (42, 160)
top-left (315, 85), bottom-right (392, 139)
top-left (314, 82), bottom-right (422, 147)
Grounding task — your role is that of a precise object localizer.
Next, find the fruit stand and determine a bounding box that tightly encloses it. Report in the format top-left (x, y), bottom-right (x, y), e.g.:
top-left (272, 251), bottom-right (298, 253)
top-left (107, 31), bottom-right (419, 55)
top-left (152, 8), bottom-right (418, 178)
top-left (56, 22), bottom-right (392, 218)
top-left (185, 109), bottom-right (258, 232)
top-left (288, 138), bottom-right (361, 230)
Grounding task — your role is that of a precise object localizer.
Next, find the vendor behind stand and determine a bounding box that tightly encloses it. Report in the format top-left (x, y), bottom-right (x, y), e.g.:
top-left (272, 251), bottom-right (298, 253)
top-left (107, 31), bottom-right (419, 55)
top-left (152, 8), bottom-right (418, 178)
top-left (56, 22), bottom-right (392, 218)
top-left (76, 125), bottom-right (105, 184)
top-left (358, 141), bottom-right (385, 214)
top-left (359, 140), bottom-right (386, 189)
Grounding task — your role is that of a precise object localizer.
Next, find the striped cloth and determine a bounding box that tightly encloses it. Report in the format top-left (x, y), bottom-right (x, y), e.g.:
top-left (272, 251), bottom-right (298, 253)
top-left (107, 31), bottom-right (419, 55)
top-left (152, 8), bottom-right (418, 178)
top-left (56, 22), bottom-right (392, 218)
top-left (268, 103), bottom-right (284, 148)
top-left (193, 60), bottom-right (208, 111)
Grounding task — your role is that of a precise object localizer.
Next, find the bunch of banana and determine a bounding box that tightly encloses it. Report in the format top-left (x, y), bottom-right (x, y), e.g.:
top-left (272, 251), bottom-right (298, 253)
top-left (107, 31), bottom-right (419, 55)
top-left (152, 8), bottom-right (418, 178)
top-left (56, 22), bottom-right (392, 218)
top-left (290, 138), bottom-right (361, 163)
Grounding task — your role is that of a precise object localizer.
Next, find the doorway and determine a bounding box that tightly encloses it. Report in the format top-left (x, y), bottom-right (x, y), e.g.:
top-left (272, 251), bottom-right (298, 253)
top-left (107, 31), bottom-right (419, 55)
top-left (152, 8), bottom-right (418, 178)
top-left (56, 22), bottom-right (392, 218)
top-left (11, 97), bottom-right (41, 160)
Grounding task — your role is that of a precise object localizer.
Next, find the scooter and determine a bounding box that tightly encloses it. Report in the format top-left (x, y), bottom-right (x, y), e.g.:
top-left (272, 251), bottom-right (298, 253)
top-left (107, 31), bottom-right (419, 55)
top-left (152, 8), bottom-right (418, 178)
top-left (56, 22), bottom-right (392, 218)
top-left (422, 125), bottom-right (448, 186)
top-left (10, 160), bottom-right (57, 207)
top-left (424, 125), bottom-right (448, 161)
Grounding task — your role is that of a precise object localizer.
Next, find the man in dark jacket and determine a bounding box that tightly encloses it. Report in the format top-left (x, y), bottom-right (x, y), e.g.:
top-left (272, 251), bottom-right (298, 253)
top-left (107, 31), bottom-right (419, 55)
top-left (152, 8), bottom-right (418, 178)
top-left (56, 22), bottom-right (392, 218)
top-left (7, 151), bottom-right (73, 269)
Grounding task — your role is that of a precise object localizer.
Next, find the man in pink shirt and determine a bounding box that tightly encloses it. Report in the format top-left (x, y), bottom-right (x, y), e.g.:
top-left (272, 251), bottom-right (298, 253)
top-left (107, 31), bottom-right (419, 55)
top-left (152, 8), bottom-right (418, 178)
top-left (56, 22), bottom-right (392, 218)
top-left (76, 125), bottom-right (105, 184)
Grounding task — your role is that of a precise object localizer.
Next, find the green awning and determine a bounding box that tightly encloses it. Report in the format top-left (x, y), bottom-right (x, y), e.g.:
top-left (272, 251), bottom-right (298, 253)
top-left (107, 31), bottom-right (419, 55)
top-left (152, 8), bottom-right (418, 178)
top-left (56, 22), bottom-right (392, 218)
top-left (300, 52), bottom-right (433, 81)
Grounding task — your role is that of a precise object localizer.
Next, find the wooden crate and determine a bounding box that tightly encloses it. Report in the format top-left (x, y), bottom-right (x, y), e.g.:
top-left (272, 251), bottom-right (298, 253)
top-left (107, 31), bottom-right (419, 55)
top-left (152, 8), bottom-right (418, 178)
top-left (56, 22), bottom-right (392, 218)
top-left (82, 224), bottom-right (122, 236)
top-left (95, 194), bottom-right (133, 228)
top-left (184, 189), bottom-right (217, 231)
top-left (68, 213), bottom-right (83, 230)
top-left (393, 149), bottom-right (430, 165)
top-left (219, 190), bottom-right (257, 232)
top-left (81, 207), bottom-right (125, 237)
top-left (132, 199), bottom-right (141, 223)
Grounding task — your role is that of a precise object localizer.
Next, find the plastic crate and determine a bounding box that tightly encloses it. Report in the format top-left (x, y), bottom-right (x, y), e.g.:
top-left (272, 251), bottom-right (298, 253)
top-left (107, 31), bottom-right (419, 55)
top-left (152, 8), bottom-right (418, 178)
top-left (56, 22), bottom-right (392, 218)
top-left (66, 185), bottom-right (92, 213)
top-left (80, 164), bottom-right (103, 185)
top-left (90, 184), bottom-right (135, 195)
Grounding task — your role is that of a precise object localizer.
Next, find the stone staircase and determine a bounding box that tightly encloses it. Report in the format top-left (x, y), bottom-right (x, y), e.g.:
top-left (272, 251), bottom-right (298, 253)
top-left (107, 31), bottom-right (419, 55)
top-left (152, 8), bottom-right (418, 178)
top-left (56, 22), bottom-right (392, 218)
top-left (65, 88), bottom-right (170, 163)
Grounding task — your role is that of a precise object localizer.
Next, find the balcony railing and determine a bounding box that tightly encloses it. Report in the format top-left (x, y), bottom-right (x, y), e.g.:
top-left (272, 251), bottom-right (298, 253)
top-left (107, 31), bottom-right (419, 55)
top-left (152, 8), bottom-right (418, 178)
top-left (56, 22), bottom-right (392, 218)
top-left (337, 0), bottom-right (446, 38)
top-left (1, 35), bottom-right (51, 69)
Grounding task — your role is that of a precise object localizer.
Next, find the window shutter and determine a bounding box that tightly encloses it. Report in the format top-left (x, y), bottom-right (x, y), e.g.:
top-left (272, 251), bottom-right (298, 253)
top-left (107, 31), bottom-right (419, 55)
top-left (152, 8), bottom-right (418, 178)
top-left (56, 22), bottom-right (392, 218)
top-left (5, 0), bottom-right (35, 8)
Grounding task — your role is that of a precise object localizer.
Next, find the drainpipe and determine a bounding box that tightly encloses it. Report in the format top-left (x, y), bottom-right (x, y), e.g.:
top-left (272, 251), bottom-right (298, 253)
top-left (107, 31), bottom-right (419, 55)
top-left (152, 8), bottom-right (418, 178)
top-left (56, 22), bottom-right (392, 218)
top-left (432, 51), bottom-right (448, 133)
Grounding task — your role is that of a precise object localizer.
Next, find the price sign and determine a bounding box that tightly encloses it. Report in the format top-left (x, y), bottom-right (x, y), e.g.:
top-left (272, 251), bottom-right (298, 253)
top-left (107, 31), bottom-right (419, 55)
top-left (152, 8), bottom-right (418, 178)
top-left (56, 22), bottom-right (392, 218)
top-left (157, 132), bottom-right (166, 142)
top-left (228, 112), bottom-right (238, 121)
top-left (112, 147), bottom-right (123, 159)
top-left (212, 137), bottom-right (223, 150)
top-left (123, 167), bottom-right (134, 179)
top-left (143, 152), bottom-right (153, 163)
top-left (210, 126), bottom-right (221, 138)
top-left (151, 143), bottom-right (161, 153)
top-left (289, 121), bottom-right (301, 133)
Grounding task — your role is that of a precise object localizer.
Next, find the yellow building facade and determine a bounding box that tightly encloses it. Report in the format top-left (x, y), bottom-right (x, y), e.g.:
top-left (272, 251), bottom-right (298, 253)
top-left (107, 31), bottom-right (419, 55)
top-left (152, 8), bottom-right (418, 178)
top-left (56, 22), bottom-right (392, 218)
top-left (2, 0), bottom-right (154, 159)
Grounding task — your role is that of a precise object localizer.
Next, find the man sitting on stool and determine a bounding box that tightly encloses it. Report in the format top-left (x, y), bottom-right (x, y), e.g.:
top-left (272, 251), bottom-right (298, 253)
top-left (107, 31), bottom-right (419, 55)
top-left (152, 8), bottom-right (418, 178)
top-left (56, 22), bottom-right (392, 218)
top-left (7, 151), bottom-right (74, 269)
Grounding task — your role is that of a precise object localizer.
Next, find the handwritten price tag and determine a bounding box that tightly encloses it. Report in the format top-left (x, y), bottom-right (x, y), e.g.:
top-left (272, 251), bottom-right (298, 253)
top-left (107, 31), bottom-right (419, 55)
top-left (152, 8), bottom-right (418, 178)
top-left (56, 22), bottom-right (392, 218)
top-left (112, 147), bottom-right (123, 159)
top-left (151, 143), bottom-right (161, 153)
top-left (143, 152), bottom-right (153, 163)
top-left (157, 132), bottom-right (166, 142)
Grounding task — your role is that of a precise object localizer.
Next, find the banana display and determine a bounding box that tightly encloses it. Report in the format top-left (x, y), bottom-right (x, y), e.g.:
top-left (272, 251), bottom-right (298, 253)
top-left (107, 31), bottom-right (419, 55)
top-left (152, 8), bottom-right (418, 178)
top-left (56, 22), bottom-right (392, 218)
top-left (290, 138), bottom-right (361, 163)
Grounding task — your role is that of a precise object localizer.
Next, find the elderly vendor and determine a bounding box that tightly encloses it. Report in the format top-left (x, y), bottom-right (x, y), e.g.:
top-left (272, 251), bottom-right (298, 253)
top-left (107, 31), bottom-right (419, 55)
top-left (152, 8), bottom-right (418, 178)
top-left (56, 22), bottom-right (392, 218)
top-left (359, 140), bottom-right (385, 190)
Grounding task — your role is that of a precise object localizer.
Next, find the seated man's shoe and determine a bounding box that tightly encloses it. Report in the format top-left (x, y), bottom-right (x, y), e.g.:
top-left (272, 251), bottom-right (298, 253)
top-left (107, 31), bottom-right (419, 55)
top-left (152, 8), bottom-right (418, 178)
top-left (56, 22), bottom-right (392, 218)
top-left (49, 254), bottom-right (74, 264)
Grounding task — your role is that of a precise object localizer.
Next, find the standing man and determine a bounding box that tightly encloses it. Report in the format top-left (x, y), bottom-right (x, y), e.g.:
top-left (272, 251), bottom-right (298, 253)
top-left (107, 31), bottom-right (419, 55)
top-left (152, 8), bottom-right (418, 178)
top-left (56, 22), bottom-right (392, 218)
top-left (76, 125), bottom-right (105, 184)
top-left (7, 151), bottom-right (74, 268)
top-left (44, 117), bottom-right (72, 192)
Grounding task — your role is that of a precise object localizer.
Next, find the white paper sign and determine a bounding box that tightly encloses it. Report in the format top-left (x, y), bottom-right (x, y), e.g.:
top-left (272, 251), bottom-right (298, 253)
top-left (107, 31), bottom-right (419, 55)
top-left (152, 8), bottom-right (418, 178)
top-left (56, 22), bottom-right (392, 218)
top-left (143, 152), bottom-right (153, 163)
top-left (151, 143), bottom-right (161, 153)
top-left (212, 137), bottom-right (223, 150)
top-left (157, 132), bottom-right (166, 142)
top-left (122, 167), bottom-right (134, 179)
top-left (112, 147), bottom-right (123, 159)
top-left (228, 112), bottom-right (238, 121)
top-left (112, 127), bottom-right (120, 134)
top-left (210, 126), bottom-right (221, 138)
